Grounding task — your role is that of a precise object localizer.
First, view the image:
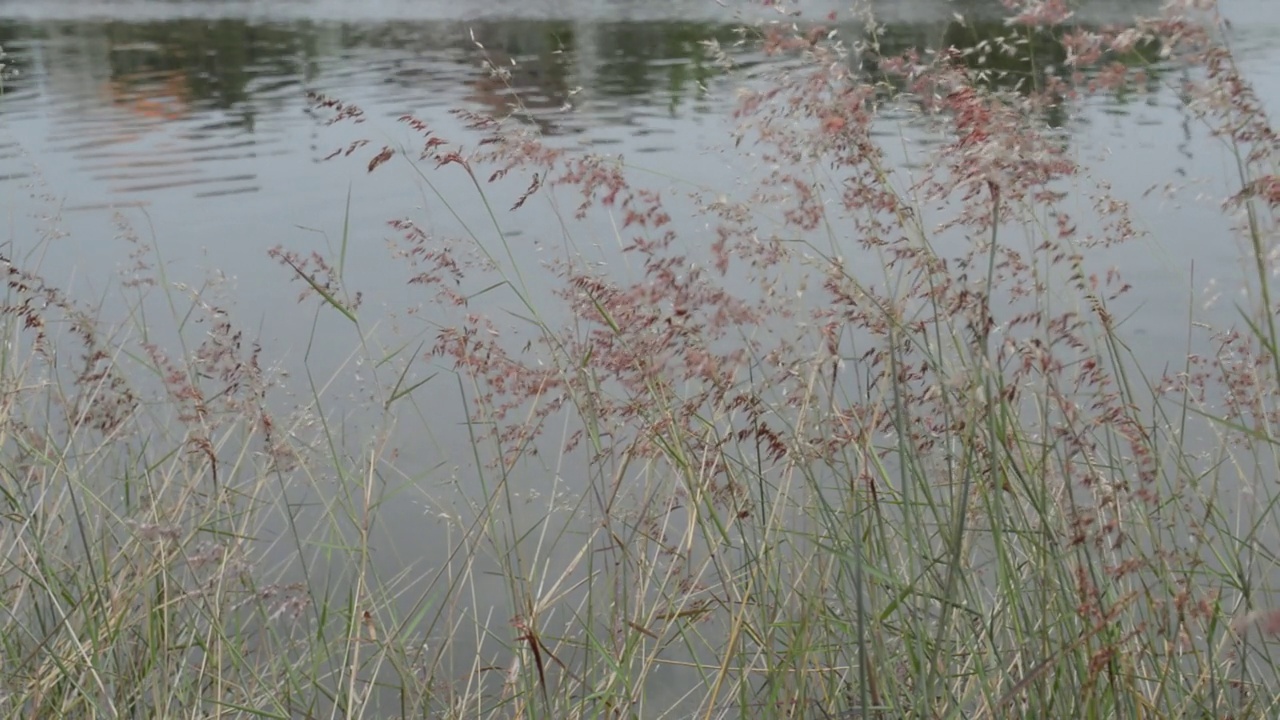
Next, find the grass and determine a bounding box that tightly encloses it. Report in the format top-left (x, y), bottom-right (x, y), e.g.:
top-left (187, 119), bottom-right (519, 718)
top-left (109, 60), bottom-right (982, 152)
top-left (1, 0), bottom-right (1279, 718)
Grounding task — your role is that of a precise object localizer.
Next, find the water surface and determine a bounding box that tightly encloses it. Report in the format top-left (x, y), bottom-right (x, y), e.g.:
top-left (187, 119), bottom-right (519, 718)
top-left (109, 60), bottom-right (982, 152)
top-left (0, 0), bottom-right (1278, 712)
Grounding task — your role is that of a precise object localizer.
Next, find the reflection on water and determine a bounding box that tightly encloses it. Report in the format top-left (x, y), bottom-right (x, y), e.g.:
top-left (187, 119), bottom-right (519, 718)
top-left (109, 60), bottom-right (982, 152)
top-left (0, 0), bottom-right (1211, 207)
top-left (0, 17), bottom-right (744, 202)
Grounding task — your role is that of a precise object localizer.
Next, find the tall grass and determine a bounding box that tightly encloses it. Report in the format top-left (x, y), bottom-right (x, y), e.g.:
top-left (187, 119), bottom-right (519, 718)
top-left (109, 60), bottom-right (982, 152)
top-left (1, 0), bottom-right (1278, 717)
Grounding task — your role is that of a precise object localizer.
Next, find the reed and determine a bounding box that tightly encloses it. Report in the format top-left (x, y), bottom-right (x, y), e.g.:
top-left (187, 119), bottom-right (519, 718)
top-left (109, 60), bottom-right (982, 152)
top-left (1, 1), bottom-right (1277, 717)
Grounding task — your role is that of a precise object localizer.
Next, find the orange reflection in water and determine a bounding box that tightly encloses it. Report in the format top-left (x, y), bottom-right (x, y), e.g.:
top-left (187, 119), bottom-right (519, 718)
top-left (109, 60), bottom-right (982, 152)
top-left (102, 70), bottom-right (190, 123)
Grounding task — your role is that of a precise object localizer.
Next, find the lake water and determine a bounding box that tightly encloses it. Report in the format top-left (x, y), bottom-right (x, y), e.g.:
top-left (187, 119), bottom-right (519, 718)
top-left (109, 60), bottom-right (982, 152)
top-left (0, 0), bottom-right (1272, 367)
top-left (0, 0), bottom-right (1275, 309)
top-left (1, 0), bottom-right (1278, 714)
top-left (1, 0), bottom-right (1274, 442)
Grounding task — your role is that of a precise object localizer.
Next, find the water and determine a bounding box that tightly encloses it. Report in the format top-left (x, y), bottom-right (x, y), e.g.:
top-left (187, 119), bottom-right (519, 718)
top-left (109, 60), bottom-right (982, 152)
top-left (0, 0), bottom-right (1278, 714)
top-left (0, 1), bottom-right (1271, 345)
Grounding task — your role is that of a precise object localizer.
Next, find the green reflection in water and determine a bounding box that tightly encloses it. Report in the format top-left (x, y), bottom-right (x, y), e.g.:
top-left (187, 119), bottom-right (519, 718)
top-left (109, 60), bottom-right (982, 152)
top-left (0, 11), bottom-right (1170, 131)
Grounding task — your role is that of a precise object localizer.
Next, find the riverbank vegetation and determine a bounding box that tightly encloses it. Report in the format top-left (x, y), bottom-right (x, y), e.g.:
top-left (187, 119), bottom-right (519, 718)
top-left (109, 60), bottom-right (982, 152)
top-left (1, 0), bottom-right (1277, 717)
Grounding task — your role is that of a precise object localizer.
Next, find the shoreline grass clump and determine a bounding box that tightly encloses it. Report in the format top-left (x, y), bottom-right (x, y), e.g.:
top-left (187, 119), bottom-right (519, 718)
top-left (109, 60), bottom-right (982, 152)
top-left (3, 0), bottom-right (1279, 717)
